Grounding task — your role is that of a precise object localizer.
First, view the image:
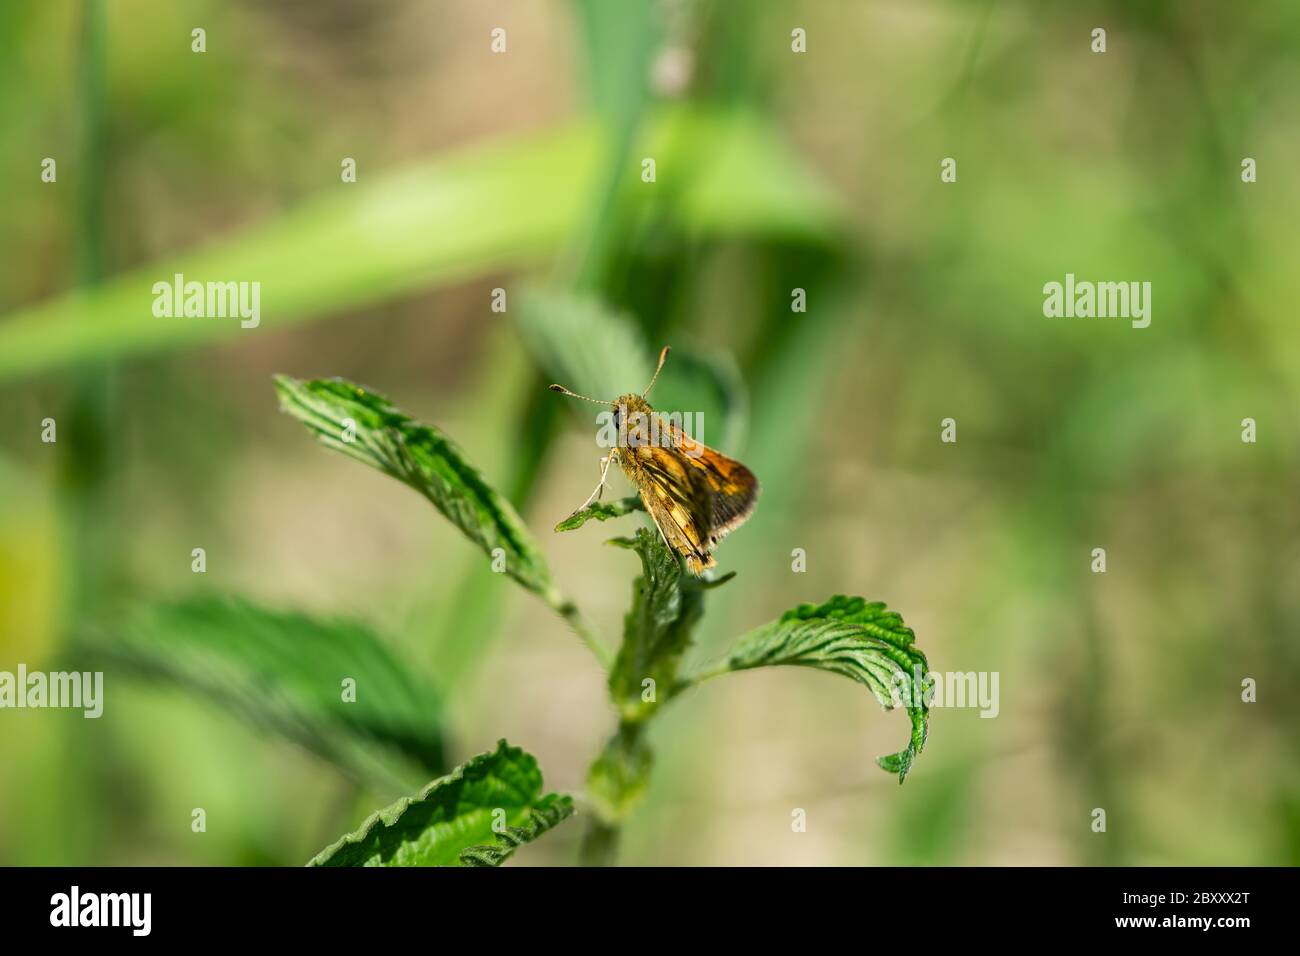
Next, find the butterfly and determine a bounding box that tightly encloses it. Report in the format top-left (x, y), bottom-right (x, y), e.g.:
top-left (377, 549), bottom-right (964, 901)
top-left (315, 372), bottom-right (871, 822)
top-left (550, 346), bottom-right (760, 574)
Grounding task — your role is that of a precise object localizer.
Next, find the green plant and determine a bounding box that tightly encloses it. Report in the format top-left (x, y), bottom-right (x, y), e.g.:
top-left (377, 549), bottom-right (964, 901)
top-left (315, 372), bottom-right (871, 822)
top-left (259, 364), bottom-right (932, 867)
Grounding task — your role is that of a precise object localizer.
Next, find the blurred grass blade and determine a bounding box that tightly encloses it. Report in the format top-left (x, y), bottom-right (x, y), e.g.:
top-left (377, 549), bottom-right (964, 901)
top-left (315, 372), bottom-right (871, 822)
top-left (0, 123), bottom-right (596, 382)
top-left (0, 108), bottom-right (836, 383)
top-left (275, 375), bottom-right (559, 603)
top-left (650, 106), bottom-right (840, 243)
top-left (515, 287), bottom-right (653, 403)
top-left (565, 0), bottom-right (659, 289)
top-left (570, 0), bottom-right (659, 126)
top-left (707, 595), bottom-right (931, 782)
top-left (308, 740), bottom-right (574, 867)
top-left (79, 597), bottom-right (447, 785)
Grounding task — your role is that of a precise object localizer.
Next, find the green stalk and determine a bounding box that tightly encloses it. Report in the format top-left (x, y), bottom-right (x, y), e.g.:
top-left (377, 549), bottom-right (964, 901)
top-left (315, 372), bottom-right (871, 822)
top-left (54, 0), bottom-right (112, 865)
top-left (579, 720), bottom-right (648, 866)
top-left (63, 0), bottom-right (114, 610)
top-left (578, 817), bottom-right (622, 867)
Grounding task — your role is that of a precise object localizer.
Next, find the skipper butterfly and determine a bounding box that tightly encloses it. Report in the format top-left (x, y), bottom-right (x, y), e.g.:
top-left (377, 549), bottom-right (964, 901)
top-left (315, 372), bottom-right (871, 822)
top-left (550, 347), bottom-right (760, 574)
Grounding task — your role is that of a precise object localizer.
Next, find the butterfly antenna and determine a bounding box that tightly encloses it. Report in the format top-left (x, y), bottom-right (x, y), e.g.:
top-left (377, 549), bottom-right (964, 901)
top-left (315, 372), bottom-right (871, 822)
top-left (643, 346), bottom-right (670, 397)
top-left (548, 383), bottom-right (608, 404)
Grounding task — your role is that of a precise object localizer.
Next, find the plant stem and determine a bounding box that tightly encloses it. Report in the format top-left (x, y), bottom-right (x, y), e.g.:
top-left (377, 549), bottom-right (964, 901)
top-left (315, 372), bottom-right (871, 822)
top-left (677, 658), bottom-right (732, 689)
top-left (578, 720), bottom-right (651, 866)
top-left (578, 818), bottom-right (621, 867)
top-left (53, 0), bottom-right (111, 865)
top-left (578, 657), bottom-right (736, 866)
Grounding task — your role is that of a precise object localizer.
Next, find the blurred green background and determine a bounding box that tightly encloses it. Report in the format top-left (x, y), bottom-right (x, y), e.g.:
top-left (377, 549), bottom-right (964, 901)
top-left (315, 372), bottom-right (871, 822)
top-left (2, 0), bottom-right (1298, 866)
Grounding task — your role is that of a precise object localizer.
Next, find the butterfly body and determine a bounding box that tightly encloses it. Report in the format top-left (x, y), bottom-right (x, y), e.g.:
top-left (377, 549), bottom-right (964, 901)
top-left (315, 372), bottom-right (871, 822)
top-left (551, 349), bottom-right (760, 575)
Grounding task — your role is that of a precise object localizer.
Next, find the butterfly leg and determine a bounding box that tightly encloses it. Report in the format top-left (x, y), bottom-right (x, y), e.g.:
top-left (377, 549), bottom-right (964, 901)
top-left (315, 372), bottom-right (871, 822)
top-left (573, 451), bottom-right (616, 512)
top-left (644, 508), bottom-right (673, 553)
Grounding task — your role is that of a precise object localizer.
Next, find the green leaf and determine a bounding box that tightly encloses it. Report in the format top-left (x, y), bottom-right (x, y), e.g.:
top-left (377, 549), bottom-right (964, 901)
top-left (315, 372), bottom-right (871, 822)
top-left (457, 797), bottom-right (576, 867)
top-left (308, 740), bottom-right (574, 867)
top-left (555, 496), bottom-right (644, 532)
top-left (77, 597), bottom-right (446, 785)
top-left (274, 375), bottom-right (558, 603)
top-left (607, 527), bottom-right (712, 722)
top-left (717, 596), bottom-right (930, 783)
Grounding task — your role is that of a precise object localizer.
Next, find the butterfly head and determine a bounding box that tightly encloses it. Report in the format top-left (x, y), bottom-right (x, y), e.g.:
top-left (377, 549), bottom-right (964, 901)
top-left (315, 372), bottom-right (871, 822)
top-left (612, 394), bottom-right (655, 447)
top-left (611, 393), bottom-right (653, 422)
top-left (549, 346), bottom-right (670, 446)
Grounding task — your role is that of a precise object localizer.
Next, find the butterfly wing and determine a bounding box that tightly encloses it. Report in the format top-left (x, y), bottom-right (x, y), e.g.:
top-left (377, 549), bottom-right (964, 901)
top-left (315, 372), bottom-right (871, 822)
top-left (628, 443), bottom-right (717, 573)
top-left (656, 415), bottom-right (760, 543)
top-left (626, 415), bottom-right (760, 573)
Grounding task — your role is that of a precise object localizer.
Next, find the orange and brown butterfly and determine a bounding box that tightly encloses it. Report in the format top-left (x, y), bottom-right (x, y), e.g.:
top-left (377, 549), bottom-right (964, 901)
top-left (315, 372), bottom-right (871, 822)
top-left (549, 346), bottom-right (759, 575)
